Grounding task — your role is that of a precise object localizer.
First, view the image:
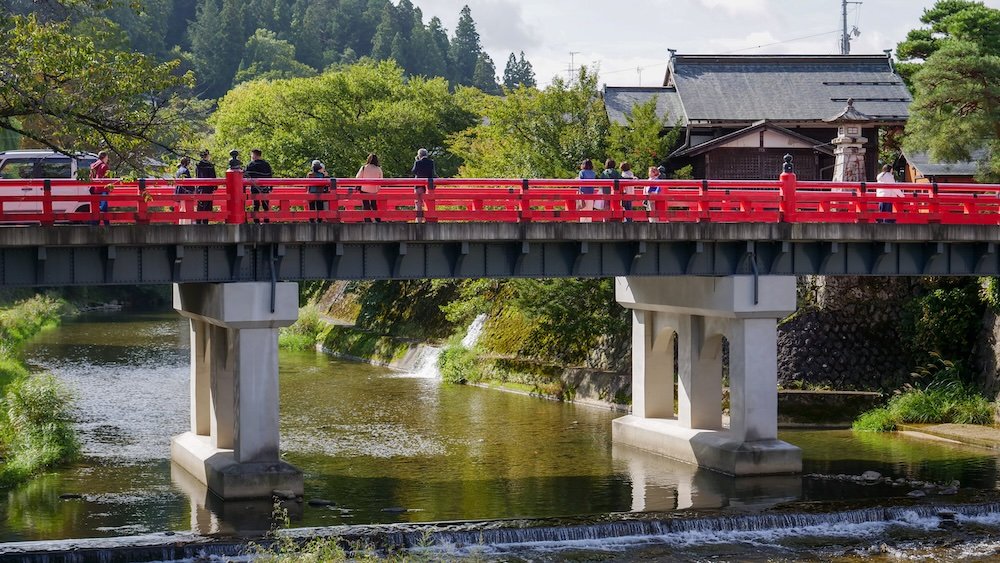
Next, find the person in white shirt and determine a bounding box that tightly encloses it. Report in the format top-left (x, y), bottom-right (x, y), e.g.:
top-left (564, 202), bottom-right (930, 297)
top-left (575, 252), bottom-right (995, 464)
top-left (875, 164), bottom-right (902, 223)
top-left (356, 153), bottom-right (383, 222)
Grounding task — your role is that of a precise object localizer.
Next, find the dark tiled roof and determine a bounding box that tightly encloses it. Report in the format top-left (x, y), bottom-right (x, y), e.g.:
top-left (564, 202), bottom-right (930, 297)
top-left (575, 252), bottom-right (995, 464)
top-left (905, 149), bottom-right (986, 178)
top-left (603, 87), bottom-right (686, 126)
top-left (666, 55), bottom-right (911, 122)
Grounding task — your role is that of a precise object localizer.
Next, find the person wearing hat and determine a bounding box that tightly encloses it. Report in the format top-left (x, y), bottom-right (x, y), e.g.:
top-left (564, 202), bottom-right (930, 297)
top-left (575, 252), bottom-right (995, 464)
top-left (245, 148), bottom-right (274, 223)
top-left (194, 149), bottom-right (217, 224)
top-left (306, 159), bottom-right (328, 222)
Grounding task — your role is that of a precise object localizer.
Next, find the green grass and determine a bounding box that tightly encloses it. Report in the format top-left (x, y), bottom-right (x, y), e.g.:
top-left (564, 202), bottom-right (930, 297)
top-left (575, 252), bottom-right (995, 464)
top-left (0, 296), bottom-right (79, 487)
top-left (853, 375), bottom-right (994, 432)
top-left (278, 305), bottom-right (325, 351)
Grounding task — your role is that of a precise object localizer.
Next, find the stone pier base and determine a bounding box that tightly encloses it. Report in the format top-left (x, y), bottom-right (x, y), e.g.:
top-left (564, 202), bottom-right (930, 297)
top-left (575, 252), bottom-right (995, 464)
top-left (172, 282), bottom-right (303, 499)
top-left (614, 276), bottom-right (802, 476)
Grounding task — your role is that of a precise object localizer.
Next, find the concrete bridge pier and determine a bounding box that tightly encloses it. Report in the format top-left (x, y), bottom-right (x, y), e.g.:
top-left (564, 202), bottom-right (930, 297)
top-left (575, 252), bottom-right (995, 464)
top-left (613, 276), bottom-right (801, 475)
top-left (171, 282), bottom-right (303, 500)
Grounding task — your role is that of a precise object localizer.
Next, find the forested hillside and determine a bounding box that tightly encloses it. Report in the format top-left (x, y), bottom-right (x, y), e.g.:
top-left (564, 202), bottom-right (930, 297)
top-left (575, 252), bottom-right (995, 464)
top-left (8, 0), bottom-right (536, 99)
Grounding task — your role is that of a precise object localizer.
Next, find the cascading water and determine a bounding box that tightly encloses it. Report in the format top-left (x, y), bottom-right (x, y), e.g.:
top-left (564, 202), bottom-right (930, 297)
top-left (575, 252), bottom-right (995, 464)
top-left (406, 346), bottom-right (443, 379)
top-left (403, 313), bottom-right (487, 379)
top-left (460, 313), bottom-right (487, 349)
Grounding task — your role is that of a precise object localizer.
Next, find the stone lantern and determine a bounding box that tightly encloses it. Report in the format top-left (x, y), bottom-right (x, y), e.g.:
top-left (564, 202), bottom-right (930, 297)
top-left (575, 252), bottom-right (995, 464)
top-left (823, 98), bottom-right (872, 182)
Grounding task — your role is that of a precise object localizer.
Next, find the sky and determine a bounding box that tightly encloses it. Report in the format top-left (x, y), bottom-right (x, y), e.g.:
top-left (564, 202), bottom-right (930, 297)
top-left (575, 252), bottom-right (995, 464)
top-left (410, 0), bottom-right (1000, 87)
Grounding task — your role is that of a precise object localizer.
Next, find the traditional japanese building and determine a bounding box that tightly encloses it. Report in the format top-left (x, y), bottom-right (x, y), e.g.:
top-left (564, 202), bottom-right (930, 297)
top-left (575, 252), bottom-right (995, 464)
top-left (603, 53), bottom-right (912, 180)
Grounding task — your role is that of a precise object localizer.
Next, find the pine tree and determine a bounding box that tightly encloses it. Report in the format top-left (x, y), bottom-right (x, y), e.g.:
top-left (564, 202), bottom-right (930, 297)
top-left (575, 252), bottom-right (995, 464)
top-left (448, 5), bottom-right (481, 87)
top-left (428, 16), bottom-right (451, 79)
top-left (472, 52), bottom-right (500, 94)
top-left (502, 52), bottom-right (519, 89)
top-left (370, 3), bottom-right (398, 61)
top-left (516, 51), bottom-right (536, 87)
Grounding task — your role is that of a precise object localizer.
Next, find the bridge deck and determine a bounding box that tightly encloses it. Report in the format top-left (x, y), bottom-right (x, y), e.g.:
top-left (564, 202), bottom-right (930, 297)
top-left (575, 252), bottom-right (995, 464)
top-left (1, 223), bottom-right (998, 286)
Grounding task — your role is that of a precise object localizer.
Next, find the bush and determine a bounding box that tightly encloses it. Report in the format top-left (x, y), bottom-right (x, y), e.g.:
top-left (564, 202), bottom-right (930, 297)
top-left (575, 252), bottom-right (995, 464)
top-left (279, 305), bottom-right (325, 351)
top-left (438, 344), bottom-right (481, 384)
top-left (0, 374), bottom-right (79, 484)
top-left (853, 357), bottom-right (994, 431)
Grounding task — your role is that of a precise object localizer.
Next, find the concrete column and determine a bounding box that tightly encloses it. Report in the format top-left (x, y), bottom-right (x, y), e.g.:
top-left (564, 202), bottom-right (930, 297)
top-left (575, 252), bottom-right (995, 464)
top-left (613, 276), bottom-right (801, 476)
top-left (210, 324), bottom-right (234, 449)
top-left (233, 328), bottom-right (281, 463)
top-left (631, 310), bottom-right (673, 419)
top-left (190, 319), bottom-right (211, 436)
top-left (172, 282), bottom-right (302, 500)
top-left (729, 317), bottom-right (779, 442)
top-left (677, 315), bottom-right (722, 430)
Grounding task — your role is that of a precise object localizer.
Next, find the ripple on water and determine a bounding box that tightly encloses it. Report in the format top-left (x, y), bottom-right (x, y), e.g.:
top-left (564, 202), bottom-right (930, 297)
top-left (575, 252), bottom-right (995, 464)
top-left (283, 423), bottom-right (447, 457)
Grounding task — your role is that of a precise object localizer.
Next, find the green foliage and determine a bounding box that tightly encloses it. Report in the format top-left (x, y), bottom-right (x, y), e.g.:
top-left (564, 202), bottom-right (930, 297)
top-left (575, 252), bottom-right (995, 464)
top-left (608, 97), bottom-right (682, 175)
top-left (981, 276), bottom-right (1000, 311)
top-left (350, 280), bottom-right (460, 340)
top-left (503, 51), bottom-right (536, 89)
top-left (512, 278), bottom-right (628, 364)
top-left (210, 59), bottom-right (475, 178)
top-left (437, 279), bottom-right (504, 327)
top-left (439, 343), bottom-right (481, 384)
top-left (449, 67), bottom-right (611, 178)
top-left (0, 12), bottom-right (196, 168)
top-left (234, 29), bottom-right (316, 85)
top-left (903, 282), bottom-right (983, 365)
top-left (899, 1), bottom-right (1000, 181)
top-left (853, 355), bottom-right (994, 432)
top-left (0, 374), bottom-right (80, 485)
top-left (0, 295), bottom-right (65, 356)
top-left (279, 305), bottom-right (326, 351)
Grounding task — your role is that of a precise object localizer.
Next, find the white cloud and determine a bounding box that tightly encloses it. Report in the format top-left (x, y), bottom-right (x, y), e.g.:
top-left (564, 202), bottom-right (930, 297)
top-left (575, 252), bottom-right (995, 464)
top-left (697, 0), bottom-right (768, 15)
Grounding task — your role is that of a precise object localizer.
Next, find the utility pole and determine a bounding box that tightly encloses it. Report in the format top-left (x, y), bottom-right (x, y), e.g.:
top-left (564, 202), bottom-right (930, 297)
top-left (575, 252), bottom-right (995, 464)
top-left (568, 51), bottom-right (580, 81)
top-left (841, 0), bottom-right (862, 55)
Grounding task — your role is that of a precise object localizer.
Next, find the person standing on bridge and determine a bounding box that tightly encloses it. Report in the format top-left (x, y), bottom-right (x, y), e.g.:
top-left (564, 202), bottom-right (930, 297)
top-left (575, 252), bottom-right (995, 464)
top-left (245, 149), bottom-right (274, 223)
top-left (875, 164), bottom-right (902, 224)
top-left (620, 161), bottom-right (636, 221)
top-left (194, 150), bottom-right (216, 224)
top-left (577, 159), bottom-right (597, 221)
top-left (596, 158), bottom-right (620, 221)
top-left (89, 151), bottom-right (111, 226)
top-left (175, 157), bottom-right (193, 224)
top-left (646, 166), bottom-right (662, 222)
top-left (411, 148), bottom-right (435, 222)
top-left (306, 159), bottom-right (328, 223)
top-left (356, 153), bottom-right (383, 222)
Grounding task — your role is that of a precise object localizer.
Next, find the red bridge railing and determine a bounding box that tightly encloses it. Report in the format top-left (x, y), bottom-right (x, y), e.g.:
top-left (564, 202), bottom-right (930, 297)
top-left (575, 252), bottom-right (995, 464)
top-left (0, 170), bottom-right (997, 225)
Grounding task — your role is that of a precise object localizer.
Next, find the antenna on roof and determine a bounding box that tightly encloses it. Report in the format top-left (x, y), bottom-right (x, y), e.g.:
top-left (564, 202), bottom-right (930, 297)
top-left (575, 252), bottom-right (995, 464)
top-left (840, 0), bottom-right (862, 55)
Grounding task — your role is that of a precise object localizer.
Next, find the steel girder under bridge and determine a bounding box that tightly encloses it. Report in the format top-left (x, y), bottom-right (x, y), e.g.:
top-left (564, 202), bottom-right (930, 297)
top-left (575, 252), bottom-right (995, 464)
top-left (1, 223), bottom-right (999, 287)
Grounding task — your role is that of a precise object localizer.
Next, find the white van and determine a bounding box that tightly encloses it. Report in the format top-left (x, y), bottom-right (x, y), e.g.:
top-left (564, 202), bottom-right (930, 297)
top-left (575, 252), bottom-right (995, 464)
top-left (0, 150), bottom-right (99, 215)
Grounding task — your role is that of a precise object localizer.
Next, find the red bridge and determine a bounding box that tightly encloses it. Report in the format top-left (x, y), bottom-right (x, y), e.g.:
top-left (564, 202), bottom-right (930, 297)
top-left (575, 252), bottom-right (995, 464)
top-left (1, 170), bottom-right (998, 225)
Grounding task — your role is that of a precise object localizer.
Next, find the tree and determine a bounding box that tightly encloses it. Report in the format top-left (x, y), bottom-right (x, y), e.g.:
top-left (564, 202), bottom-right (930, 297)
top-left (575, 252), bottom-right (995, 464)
top-left (448, 5), bottom-right (481, 87)
top-left (234, 28), bottom-right (315, 84)
top-left (472, 52), bottom-right (500, 95)
top-left (0, 11), bottom-right (196, 168)
top-left (608, 97), bottom-right (682, 175)
top-left (448, 67), bottom-right (610, 178)
top-left (210, 60), bottom-right (476, 178)
top-left (899, 1), bottom-right (1000, 181)
top-left (503, 50), bottom-right (536, 89)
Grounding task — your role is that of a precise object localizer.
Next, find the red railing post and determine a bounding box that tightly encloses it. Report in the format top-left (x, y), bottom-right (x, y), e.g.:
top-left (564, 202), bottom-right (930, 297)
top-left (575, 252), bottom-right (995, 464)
top-left (779, 154), bottom-right (797, 223)
top-left (226, 169), bottom-right (245, 224)
top-left (41, 179), bottom-right (54, 226)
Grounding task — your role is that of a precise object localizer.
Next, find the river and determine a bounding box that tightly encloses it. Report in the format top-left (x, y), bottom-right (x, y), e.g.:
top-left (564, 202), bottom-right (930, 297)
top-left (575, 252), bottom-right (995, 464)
top-left (6, 311), bottom-right (1000, 560)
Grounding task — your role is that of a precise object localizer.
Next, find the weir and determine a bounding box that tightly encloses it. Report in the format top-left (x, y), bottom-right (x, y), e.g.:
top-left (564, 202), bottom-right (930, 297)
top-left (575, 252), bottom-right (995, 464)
top-left (613, 275), bottom-right (801, 475)
top-left (171, 281), bottom-right (303, 499)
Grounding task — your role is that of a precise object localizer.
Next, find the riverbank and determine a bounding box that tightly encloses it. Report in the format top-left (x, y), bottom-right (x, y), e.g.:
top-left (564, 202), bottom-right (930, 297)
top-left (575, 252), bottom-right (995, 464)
top-left (0, 296), bottom-right (79, 486)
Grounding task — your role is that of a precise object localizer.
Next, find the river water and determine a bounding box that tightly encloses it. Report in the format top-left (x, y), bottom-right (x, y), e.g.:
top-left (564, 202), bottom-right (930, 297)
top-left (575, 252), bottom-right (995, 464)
top-left (7, 312), bottom-right (1000, 560)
